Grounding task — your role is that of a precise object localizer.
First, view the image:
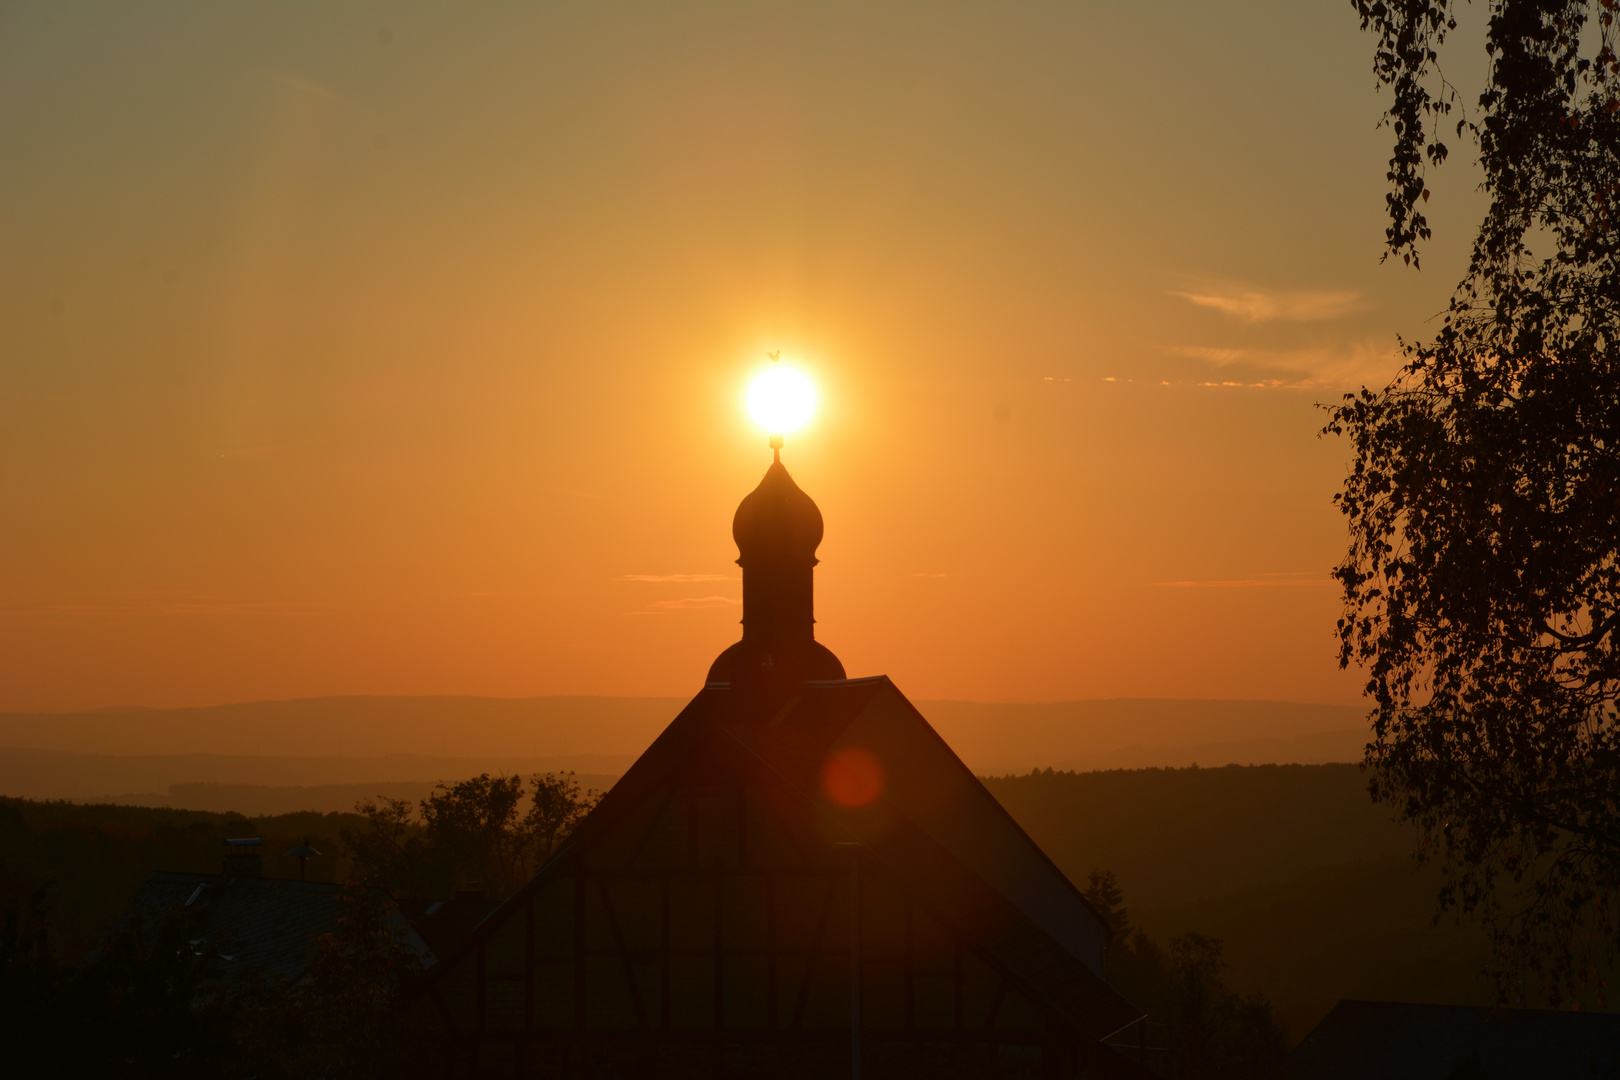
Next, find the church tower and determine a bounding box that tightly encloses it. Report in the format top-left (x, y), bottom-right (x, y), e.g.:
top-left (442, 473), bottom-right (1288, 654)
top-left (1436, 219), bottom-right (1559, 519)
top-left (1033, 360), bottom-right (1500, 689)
top-left (708, 450), bottom-right (845, 688)
top-left (413, 450), bottom-right (1147, 1079)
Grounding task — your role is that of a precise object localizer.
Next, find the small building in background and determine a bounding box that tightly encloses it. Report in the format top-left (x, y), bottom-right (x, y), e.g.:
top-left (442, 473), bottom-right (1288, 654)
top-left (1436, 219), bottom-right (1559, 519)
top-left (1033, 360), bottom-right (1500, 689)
top-left (1287, 999), bottom-right (1620, 1079)
top-left (115, 836), bottom-right (435, 985)
top-left (411, 453), bottom-right (1148, 1078)
top-left (402, 889), bottom-right (502, 962)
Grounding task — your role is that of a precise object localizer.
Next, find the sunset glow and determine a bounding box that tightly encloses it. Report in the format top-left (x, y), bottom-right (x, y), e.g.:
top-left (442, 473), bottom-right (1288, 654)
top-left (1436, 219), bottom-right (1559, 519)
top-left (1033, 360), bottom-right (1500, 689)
top-left (0, 4), bottom-right (1443, 712)
top-left (746, 365), bottom-right (817, 436)
top-left (1, 7), bottom-right (1592, 1057)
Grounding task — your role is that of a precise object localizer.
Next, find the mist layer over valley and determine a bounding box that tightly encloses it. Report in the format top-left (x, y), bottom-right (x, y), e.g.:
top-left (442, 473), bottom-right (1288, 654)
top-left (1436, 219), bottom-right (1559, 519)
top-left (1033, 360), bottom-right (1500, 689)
top-left (0, 695), bottom-right (1368, 807)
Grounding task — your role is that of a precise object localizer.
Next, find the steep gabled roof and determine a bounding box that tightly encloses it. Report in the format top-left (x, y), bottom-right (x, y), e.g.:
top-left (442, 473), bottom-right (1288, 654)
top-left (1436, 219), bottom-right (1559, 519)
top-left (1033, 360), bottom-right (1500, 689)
top-left (439, 676), bottom-right (1134, 1040)
top-left (744, 677), bottom-right (1110, 974)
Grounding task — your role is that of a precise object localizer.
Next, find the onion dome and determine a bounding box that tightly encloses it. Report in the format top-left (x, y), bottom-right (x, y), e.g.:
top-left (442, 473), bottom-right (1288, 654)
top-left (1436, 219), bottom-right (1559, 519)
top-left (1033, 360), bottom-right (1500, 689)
top-left (708, 454), bottom-right (844, 688)
top-left (733, 457), bottom-right (824, 567)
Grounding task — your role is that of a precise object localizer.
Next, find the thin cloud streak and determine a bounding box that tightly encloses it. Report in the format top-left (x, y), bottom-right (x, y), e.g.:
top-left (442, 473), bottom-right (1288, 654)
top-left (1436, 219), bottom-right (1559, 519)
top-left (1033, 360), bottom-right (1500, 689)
top-left (1169, 346), bottom-right (1247, 365)
top-left (625, 595), bottom-right (741, 614)
top-left (619, 573), bottom-right (735, 583)
top-left (1171, 286), bottom-right (1363, 324)
top-left (1165, 339), bottom-right (1404, 390)
top-left (1151, 572), bottom-right (1334, 589)
top-left (3, 597), bottom-right (327, 618)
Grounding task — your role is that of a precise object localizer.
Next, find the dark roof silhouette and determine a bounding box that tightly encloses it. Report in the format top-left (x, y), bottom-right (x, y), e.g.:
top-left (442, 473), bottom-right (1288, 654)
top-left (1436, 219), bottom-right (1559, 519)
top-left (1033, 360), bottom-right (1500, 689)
top-left (1287, 999), bottom-right (1620, 1079)
top-left (117, 871), bottom-right (434, 983)
top-left (538, 675), bottom-right (1114, 980)
top-left (411, 452), bottom-right (1140, 1076)
top-left (399, 892), bottom-right (500, 961)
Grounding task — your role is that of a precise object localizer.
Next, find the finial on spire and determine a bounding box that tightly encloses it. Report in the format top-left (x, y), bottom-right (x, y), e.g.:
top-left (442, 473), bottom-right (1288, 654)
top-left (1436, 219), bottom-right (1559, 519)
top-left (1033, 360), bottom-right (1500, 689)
top-left (764, 353), bottom-right (786, 456)
top-left (747, 351), bottom-right (812, 460)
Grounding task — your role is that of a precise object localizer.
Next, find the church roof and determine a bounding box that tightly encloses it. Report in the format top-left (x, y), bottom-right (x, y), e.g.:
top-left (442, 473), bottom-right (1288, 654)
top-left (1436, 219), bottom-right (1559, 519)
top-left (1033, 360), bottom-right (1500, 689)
top-left (418, 446), bottom-right (1139, 1052)
top-left (439, 674), bottom-right (1132, 1040)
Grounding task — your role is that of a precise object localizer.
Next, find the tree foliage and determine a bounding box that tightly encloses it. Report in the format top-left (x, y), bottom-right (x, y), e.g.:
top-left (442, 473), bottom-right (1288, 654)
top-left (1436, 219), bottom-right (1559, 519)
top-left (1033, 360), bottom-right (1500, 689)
top-left (342, 771), bottom-right (600, 900)
top-left (1083, 868), bottom-right (1132, 938)
top-left (1091, 870), bottom-right (1288, 1080)
top-left (1331, 0), bottom-right (1620, 1003)
top-left (2, 883), bottom-right (433, 1079)
top-left (235, 884), bottom-right (430, 1080)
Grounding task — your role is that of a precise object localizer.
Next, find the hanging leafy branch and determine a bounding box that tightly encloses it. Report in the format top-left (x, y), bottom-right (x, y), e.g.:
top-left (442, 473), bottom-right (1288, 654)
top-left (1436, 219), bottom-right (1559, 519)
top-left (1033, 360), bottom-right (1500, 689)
top-left (1332, 0), bottom-right (1620, 1005)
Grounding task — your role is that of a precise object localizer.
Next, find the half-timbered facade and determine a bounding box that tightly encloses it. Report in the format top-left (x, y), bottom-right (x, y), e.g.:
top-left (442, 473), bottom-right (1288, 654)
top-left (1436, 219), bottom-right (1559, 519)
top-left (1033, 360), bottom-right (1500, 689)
top-left (414, 452), bottom-right (1145, 1078)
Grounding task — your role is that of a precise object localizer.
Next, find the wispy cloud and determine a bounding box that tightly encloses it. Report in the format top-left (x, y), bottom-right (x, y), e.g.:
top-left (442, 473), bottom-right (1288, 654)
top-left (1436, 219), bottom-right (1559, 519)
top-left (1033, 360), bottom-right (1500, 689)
top-left (3, 595), bottom-right (327, 619)
top-left (618, 573), bottom-right (735, 583)
top-left (1171, 285), bottom-right (1363, 324)
top-left (1165, 339), bottom-right (1403, 390)
top-left (1150, 572), bottom-right (1334, 589)
top-left (626, 594), bottom-right (741, 615)
top-left (651, 595), bottom-right (738, 609)
top-left (1168, 345), bottom-right (1247, 365)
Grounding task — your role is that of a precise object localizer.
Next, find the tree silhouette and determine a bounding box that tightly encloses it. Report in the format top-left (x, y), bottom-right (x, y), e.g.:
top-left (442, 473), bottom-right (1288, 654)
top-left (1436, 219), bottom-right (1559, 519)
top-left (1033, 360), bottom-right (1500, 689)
top-left (1083, 868), bottom-right (1132, 938)
top-left (343, 772), bottom-right (600, 899)
top-left (1331, 0), bottom-right (1620, 1004)
top-left (1086, 869), bottom-right (1287, 1079)
top-left (234, 884), bottom-right (429, 1080)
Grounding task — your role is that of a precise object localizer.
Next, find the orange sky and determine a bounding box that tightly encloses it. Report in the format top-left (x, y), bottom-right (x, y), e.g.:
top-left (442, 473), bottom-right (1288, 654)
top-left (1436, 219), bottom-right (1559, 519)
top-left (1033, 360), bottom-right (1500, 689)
top-left (0, 4), bottom-right (1491, 711)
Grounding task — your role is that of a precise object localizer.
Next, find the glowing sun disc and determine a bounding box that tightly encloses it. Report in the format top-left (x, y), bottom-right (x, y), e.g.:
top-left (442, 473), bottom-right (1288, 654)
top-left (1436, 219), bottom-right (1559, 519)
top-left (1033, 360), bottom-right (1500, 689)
top-left (746, 366), bottom-right (817, 434)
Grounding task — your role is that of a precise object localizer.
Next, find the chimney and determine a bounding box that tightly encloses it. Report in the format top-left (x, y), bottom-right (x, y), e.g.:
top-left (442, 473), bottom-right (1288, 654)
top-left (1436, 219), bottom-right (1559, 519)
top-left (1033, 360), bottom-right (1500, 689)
top-left (223, 837), bottom-right (263, 877)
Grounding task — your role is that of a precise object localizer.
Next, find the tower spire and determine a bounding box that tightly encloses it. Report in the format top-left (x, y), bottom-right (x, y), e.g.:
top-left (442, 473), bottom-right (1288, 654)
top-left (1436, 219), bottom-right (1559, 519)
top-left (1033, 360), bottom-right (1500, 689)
top-left (706, 451), bottom-right (844, 688)
top-left (766, 351), bottom-right (784, 461)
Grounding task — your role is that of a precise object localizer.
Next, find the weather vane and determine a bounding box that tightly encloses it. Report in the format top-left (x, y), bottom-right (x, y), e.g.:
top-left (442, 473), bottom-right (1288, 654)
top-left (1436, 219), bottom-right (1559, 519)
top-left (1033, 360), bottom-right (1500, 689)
top-left (747, 351), bottom-right (815, 458)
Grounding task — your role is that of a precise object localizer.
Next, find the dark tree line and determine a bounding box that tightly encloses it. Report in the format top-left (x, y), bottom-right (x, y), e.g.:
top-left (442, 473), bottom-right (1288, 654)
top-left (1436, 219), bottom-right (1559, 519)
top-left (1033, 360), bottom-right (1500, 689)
top-left (1, 883), bottom-right (435, 1079)
top-left (341, 770), bottom-right (600, 899)
top-left (0, 771), bottom-right (599, 1078)
top-left (1082, 870), bottom-right (1289, 1080)
top-left (1332, 0), bottom-right (1620, 1004)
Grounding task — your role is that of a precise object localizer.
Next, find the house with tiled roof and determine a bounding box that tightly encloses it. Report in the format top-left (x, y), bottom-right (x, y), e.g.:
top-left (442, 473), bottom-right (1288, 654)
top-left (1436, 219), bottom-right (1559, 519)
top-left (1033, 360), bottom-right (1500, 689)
top-left (115, 837), bottom-right (435, 985)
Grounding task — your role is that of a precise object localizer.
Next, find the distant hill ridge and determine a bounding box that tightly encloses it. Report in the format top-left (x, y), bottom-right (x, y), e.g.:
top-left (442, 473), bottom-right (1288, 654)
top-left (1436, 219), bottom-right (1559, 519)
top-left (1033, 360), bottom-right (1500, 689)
top-left (0, 696), bottom-right (1373, 804)
top-left (0, 694), bottom-right (1370, 768)
top-left (0, 696), bottom-right (687, 759)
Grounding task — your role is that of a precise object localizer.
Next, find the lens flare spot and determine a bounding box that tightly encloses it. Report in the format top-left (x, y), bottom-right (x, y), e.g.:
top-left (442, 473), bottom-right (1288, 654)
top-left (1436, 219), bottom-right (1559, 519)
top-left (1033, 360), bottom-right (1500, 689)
top-left (820, 747), bottom-right (884, 808)
top-left (746, 365), bottom-right (817, 434)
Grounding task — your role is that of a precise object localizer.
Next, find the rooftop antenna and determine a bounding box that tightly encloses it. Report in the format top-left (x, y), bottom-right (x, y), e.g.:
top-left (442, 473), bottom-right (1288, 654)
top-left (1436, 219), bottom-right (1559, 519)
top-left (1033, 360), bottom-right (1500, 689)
top-left (284, 837), bottom-right (321, 882)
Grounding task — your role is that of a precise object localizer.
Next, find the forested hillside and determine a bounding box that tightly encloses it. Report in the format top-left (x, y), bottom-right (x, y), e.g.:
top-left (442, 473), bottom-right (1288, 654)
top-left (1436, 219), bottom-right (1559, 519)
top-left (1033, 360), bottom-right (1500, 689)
top-left (0, 799), bottom-right (362, 961)
top-left (0, 764), bottom-right (1523, 1040)
top-left (983, 765), bottom-right (1502, 1037)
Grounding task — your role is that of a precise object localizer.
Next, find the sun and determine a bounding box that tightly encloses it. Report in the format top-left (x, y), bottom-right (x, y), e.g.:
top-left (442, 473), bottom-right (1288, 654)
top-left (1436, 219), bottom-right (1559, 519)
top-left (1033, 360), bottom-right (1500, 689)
top-left (746, 364), bottom-right (817, 436)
